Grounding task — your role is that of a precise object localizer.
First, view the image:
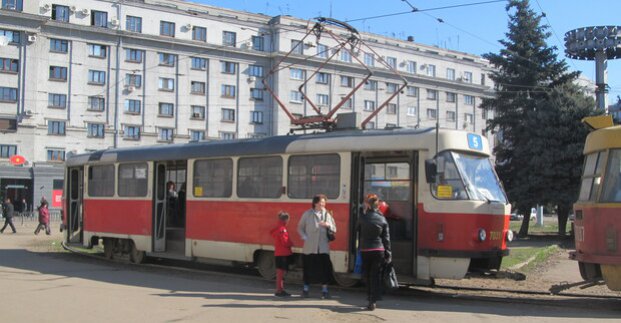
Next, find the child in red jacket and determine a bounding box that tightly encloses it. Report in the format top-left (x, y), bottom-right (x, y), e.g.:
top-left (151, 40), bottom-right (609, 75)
top-left (271, 212), bottom-right (294, 297)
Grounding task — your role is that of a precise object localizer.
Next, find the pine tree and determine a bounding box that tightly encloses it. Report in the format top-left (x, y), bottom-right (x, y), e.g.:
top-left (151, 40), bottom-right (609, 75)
top-left (481, 0), bottom-right (597, 236)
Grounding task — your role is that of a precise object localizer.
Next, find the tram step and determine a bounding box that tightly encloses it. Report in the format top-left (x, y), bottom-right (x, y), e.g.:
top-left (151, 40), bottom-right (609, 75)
top-left (166, 240), bottom-right (185, 253)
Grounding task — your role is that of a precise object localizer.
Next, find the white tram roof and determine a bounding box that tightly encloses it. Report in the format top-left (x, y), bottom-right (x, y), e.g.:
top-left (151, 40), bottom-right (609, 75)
top-left (66, 127), bottom-right (490, 166)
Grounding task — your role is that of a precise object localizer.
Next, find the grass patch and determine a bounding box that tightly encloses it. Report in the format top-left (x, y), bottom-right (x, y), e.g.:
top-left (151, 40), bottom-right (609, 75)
top-left (509, 220), bottom-right (559, 234)
top-left (521, 244), bottom-right (559, 272)
top-left (501, 245), bottom-right (559, 272)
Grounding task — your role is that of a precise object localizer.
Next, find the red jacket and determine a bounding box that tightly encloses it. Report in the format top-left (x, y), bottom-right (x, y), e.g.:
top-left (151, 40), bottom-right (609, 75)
top-left (38, 206), bottom-right (50, 224)
top-left (270, 222), bottom-right (293, 256)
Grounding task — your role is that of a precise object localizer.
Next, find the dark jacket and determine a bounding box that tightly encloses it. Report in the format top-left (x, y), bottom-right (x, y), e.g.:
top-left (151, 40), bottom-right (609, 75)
top-left (3, 202), bottom-right (14, 219)
top-left (358, 209), bottom-right (391, 252)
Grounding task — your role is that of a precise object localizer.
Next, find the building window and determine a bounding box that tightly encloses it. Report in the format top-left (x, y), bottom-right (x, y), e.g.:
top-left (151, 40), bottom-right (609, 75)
top-left (88, 96), bottom-right (105, 111)
top-left (125, 74), bottom-right (142, 88)
top-left (191, 57), bottom-right (207, 70)
top-left (364, 100), bottom-right (375, 111)
top-left (290, 68), bottom-right (305, 80)
top-left (481, 73), bottom-right (486, 86)
top-left (364, 80), bottom-right (377, 91)
top-left (0, 87), bottom-right (17, 102)
top-left (124, 125), bottom-right (140, 140)
top-left (364, 53), bottom-right (375, 67)
top-left (49, 66), bottom-right (67, 81)
top-left (158, 78), bottom-right (174, 91)
top-left (407, 61), bottom-right (417, 74)
top-left (386, 83), bottom-right (398, 94)
top-left (222, 108), bottom-right (235, 122)
top-left (219, 131), bottom-right (236, 140)
top-left (158, 128), bottom-right (174, 142)
top-left (192, 26), bottom-right (207, 42)
top-left (251, 111), bottom-right (263, 124)
top-left (50, 39), bottom-right (68, 53)
top-left (446, 111), bottom-right (456, 122)
top-left (221, 61), bottom-right (236, 74)
top-left (291, 40), bottom-right (303, 55)
top-left (48, 120), bottom-right (66, 135)
top-left (465, 113), bottom-right (474, 124)
top-left (124, 99), bottom-right (141, 114)
top-left (252, 36), bottom-right (264, 51)
top-left (446, 92), bottom-right (456, 103)
top-left (47, 149), bottom-right (65, 161)
top-left (191, 81), bottom-right (206, 95)
top-left (290, 91), bottom-right (302, 103)
top-left (222, 31), bottom-right (236, 47)
top-left (317, 94), bottom-right (330, 107)
top-left (158, 103), bottom-right (174, 117)
top-left (190, 130), bottom-right (205, 142)
top-left (426, 89), bottom-right (437, 100)
top-left (248, 65), bottom-right (264, 77)
top-left (341, 97), bottom-right (353, 109)
top-left (446, 68), bottom-right (455, 80)
top-left (387, 103), bottom-right (397, 115)
top-left (426, 64), bottom-right (436, 77)
top-left (250, 88), bottom-right (263, 101)
top-left (341, 50), bottom-right (352, 62)
top-left (0, 144), bottom-right (17, 158)
top-left (48, 93), bottom-right (66, 108)
top-left (426, 108), bottom-right (437, 120)
top-left (464, 95), bottom-right (475, 105)
top-left (221, 85), bottom-right (236, 98)
top-left (160, 21), bottom-right (175, 37)
top-left (237, 156), bottom-right (283, 198)
top-left (1, 0), bottom-right (22, 11)
top-left (88, 44), bottom-right (107, 58)
top-left (88, 70), bottom-right (106, 85)
top-left (91, 10), bottom-right (108, 28)
top-left (125, 48), bottom-right (143, 63)
top-left (340, 76), bottom-right (353, 88)
top-left (407, 106), bottom-right (417, 116)
top-left (51, 5), bottom-right (69, 22)
top-left (191, 105), bottom-right (205, 119)
top-left (0, 58), bottom-right (17, 73)
top-left (87, 123), bottom-right (105, 138)
top-left (317, 44), bottom-right (328, 58)
top-left (406, 86), bottom-right (418, 97)
top-left (463, 71), bottom-right (473, 83)
top-left (316, 72), bottom-right (330, 84)
top-left (126, 15), bottom-right (142, 33)
top-left (386, 56), bottom-right (397, 69)
top-left (159, 52), bottom-right (176, 66)
top-left (0, 29), bottom-right (20, 44)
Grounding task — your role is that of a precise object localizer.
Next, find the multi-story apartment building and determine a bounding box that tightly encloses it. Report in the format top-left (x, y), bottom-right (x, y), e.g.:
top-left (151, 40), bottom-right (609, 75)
top-left (0, 0), bottom-right (494, 209)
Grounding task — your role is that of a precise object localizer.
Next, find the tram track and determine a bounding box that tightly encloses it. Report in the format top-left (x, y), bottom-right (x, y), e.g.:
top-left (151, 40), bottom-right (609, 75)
top-left (62, 242), bottom-right (621, 308)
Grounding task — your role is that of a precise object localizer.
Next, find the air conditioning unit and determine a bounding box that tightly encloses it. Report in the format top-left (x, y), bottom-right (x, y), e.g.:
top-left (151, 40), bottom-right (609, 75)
top-left (245, 41), bottom-right (253, 49)
top-left (247, 76), bottom-right (256, 82)
top-left (126, 85), bottom-right (135, 92)
top-left (192, 113), bottom-right (201, 118)
top-left (69, 5), bottom-right (77, 13)
top-left (110, 19), bottom-right (120, 27)
top-left (304, 42), bottom-right (315, 48)
top-left (42, 3), bottom-right (51, 11)
top-left (81, 8), bottom-right (90, 16)
top-left (185, 23), bottom-right (193, 30)
top-left (27, 35), bottom-right (37, 43)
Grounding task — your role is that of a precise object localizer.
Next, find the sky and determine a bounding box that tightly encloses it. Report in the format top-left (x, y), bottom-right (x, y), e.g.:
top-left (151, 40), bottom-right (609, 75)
top-left (195, 0), bottom-right (621, 106)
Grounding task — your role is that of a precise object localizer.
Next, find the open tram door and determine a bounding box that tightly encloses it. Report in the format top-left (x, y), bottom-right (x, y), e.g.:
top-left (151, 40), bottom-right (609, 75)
top-left (153, 161), bottom-right (187, 254)
top-left (352, 151), bottom-right (418, 278)
top-left (66, 167), bottom-right (84, 244)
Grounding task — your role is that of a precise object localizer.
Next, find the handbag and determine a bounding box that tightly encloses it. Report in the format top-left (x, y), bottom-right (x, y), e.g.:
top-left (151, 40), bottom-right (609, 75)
top-left (382, 262), bottom-right (399, 290)
top-left (323, 211), bottom-right (335, 242)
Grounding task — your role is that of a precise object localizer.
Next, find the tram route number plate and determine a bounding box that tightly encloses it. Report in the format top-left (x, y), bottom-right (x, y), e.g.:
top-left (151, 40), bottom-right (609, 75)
top-left (467, 134), bottom-right (483, 151)
top-left (489, 231), bottom-right (502, 241)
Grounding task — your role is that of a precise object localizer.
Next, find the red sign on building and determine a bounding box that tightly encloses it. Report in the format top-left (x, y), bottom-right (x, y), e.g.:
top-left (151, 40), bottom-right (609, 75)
top-left (52, 190), bottom-right (63, 208)
top-left (9, 155), bottom-right (26, 166)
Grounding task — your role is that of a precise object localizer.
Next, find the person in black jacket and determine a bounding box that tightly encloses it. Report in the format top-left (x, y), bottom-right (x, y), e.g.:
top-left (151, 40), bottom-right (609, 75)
top-left (1, 197), bottom-right (16, 234)
top-left (357, 193), bottom-right (391, 311)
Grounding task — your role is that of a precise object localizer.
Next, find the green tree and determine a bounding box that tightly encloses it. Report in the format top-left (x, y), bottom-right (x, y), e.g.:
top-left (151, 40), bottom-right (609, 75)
top-left (481, 0), bottom-right (597, 236)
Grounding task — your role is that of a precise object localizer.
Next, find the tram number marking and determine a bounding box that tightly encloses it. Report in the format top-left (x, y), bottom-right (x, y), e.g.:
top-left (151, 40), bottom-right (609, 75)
top-left (467, 134), bottom-right (483, 151)
top-left (489, 231), bottom-right (502, 241)
top-left (575, 226), bottom-right (584, 242)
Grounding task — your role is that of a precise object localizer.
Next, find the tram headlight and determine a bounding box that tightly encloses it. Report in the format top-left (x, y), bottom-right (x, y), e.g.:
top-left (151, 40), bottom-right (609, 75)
top-left (478, 228), bottom-right (487, 242)
top-left (506, 230), bottom-right (514, 242)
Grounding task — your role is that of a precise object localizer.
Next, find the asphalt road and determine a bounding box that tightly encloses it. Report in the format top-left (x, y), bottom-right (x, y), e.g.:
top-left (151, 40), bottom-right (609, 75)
top-left (0, 223), bottom-right (619, 322)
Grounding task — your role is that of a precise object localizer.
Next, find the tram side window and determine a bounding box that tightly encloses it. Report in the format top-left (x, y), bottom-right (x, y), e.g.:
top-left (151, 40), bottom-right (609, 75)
top-left (238, 156), bottom-right (282, 198)
top-left (578, 151), bottom-right (607, 202)
top-left (118, 163), bottom-right (148, 197)
top-left (288, 154), bottom-right (340, 199)
top-left (193, 158), bottom-right (233, 197)
top-left (88, 165), bottom-right (115, 197)
top-left (601, 149), bottom-right (621, 202)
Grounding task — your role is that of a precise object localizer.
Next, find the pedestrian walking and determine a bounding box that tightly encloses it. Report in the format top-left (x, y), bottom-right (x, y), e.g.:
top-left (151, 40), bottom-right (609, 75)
top-left (358, 193), bottom-right (392, 311)
top-left (34, 200), bottom-right (51, 235)
top-left (270, 211), bottom-right (294, 297)
top-left (297, 194), bottom-right (336, 299)
top-left (0, 197), bottom-right (16, 234)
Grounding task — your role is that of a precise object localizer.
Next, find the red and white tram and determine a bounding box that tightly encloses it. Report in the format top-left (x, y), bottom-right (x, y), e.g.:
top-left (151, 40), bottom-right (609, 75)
top-left (63, 127), bottom-right (511, 285)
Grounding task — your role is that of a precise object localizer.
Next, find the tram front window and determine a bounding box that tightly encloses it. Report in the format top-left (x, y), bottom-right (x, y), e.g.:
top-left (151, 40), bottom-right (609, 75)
top-left (432, 151), bottom-right (507, 204)
top-left (601, 149), bottom-right (621, 202)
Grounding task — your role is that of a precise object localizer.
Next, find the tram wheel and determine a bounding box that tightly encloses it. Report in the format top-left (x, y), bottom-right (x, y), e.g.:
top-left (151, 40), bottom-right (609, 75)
top-left (129, 240), bottom-right (146, 264)
top-left (103, 238), bottom-right (115, 260)
top-left (333, 272), bottom-right (360, 287)
top-left (257, 251), bottom-right (276, 280)
top-left (578, 261), bottom-right (602, 280)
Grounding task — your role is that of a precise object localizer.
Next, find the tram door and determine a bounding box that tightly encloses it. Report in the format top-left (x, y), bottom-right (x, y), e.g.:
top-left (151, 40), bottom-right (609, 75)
top-left (153, 161), bottom-right (187, 253)
top-left (153, 163), bottom-right (167, 252)
top-left (355, 152), bottom-right (418, 276)
top-left (66, 167), bottom-right (84, 244)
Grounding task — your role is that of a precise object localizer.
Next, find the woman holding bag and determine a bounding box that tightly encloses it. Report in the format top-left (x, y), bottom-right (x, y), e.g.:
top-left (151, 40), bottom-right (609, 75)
top-left (297, 194), bottom-right (336, 299)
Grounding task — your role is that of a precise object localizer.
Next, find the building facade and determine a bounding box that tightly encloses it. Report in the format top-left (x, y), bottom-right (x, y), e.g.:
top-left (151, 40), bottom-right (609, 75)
top-left (0, 0), bottom-right (495, 209)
